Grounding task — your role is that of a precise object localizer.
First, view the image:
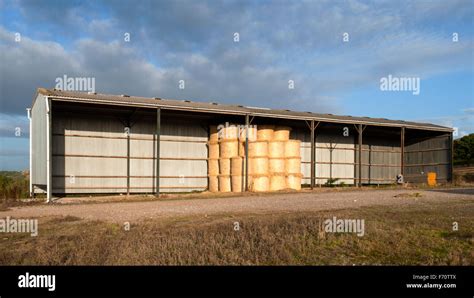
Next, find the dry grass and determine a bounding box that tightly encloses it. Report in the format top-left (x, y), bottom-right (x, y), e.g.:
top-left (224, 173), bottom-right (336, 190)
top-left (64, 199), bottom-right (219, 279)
top-left (0, 200), bottom-right (472, 265)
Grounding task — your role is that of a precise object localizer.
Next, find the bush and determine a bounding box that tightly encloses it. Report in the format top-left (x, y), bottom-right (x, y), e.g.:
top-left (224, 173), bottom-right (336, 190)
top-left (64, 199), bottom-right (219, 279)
top-left (0, 172), bottom-right (29, 200)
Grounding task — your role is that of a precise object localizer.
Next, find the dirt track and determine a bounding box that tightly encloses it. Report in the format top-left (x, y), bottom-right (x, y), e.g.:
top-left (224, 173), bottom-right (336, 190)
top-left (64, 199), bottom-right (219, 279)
top-left (1, 188), bottom-right (473, 223)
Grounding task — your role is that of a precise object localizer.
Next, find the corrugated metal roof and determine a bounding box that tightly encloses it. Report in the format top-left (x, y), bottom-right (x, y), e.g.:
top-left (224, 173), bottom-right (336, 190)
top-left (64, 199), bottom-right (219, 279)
top-left (34, 88), bottom-right (452, 132)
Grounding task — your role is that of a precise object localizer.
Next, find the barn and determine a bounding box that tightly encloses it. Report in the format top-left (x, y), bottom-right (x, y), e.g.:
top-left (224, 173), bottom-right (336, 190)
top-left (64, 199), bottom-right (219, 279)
top-left (28, 88), bottom-right (453, 201)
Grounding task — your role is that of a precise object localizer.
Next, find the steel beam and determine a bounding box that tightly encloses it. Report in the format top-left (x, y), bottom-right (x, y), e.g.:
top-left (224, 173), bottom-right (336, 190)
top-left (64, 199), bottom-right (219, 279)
top-left (156, 107), bottom-right (161, 195)
top-left (245, 114), bottom-right (249, 191)
top-left (401, 127), bottom-right (405, 176)
top-left (358, 124), bottom-right (363, 187)
top-left (310, 120), bottom-right (315, 189)
top-left (46, 97), bottom-right (52, 202)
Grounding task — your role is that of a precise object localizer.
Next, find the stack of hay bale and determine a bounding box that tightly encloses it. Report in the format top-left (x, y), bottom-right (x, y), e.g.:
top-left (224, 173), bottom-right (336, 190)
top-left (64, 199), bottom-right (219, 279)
top-left (208, 124), bottom-right (247, 193)
top-left (208, 125), bottom-right (220, 192)
top-left (248, 125), bottom-right (302, 192)
top-left (208, 124), bottom-right (301, 192)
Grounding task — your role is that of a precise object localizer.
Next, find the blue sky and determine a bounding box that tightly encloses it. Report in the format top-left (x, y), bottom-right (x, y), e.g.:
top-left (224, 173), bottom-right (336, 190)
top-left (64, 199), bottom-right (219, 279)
top-left (0, 0), bottom-right (473, 170)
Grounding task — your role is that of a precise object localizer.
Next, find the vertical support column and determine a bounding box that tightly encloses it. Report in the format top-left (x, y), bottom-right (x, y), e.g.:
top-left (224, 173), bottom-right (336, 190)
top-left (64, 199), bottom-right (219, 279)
top-left (358, 124), bottom-right (363, 187)
top-left (449, 132), bottom-right (454, 183)
top-left (310, 120), bottom-right (315, 189)
top-left (46, 97), bottom-right (52, 202)
top-left (156, 107), bottom-right (161, 195)
top-left (401, 127), bottom-right (405, 177)
top-left (126, 121), bottom-right (130, 196)
top-left (245, 114), bottom-right (249, 191)
top-left (27, 108), bottom-right (32, 197)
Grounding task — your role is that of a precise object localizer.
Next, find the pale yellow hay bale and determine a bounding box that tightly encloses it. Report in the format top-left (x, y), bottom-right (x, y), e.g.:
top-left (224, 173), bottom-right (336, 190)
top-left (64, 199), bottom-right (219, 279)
top-left (286, 173), bottom-right (302, 190)
top-left (249, 174), bottom-right (269, 192)
top-left (231, 156), bottom-right (243, 175)
top-left (273, 126), bottom-right (291, 141)
top-left (239, 126), bottom-right (258, 142)
top-left (219, 139), bottom-right (239, 158)
top-left (218, 175), bottom-right (231, 192)
top-left (270, 174), bottom-right (287, 191)
top-left (219, 158), bottom-right (231, 175)
top-left (208, 158), bottom-right (219, 175)
top-left (238, 141), bottom-right (246, 157)
top-left (248, 141), bottom-right (268, 157)
top-left (208, 141), bottom-right (219, 159)
top-left (249, 157), bottom-right (269, 175)
top-left (268, 141), bottom-right (286, 158)
top-left (257, 125), bottom-right (275, 141)
top-left (219, 124), bottom-right (239, 140)
top-left (209, 125), bottom-right (219, 142)
top-left (208, 175), bottom-right (219, 192)
top-left (231, 174), bottom-right (243, 192)
top-left (269, 157), bottom-right (286, 173)
top-left (285, 140), bottom-right (301, 157)
top-left (285, 157), bottom-right (302, 174)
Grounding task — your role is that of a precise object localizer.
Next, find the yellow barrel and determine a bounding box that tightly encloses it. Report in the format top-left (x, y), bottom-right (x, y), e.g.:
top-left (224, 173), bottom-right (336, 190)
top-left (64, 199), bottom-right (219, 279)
top-left (427, 172), bottom-right (437, 186)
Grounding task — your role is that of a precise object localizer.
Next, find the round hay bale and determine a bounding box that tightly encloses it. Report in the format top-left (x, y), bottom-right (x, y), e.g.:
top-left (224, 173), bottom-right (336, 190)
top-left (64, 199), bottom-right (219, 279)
top-left (287, 173), bottom-right (302, 190)
top-left (286, 157), bottom-right (301, 174)
top-left (250, 174), bottom-right (269, 192)
top-left (269, 157), bottom-right (285, 173)
top-left (208, 141), bottom-right (219, 159)
top-left (219, 139), bottom-right (239, 158)
top-left (249, 157), bottom-right (269, 175)
top-left (238, 141), bottom-right (246, 157)
top-left (273, 126), bottom-right (291, 141)
top-left (285, 140), bottom-right (301, 157)
top-left (219, 125), bottom-right (239, 140)
top-left (208, 158), bottom-right (219, 175)
top-left (270, 174), bottom-right (287, 191)
top-left (268, 141), bottom-right (285, 158)
top-left (218, 175), bottom-right (232, 192)
top-left (209, 125), bottom-right (219, 142)
top-left (248, 141), bottom-right (268, 157)
top-left (219, 158), bottom-right (231, 175)
top-left (257, 125), bottom-right (275, 141)
top-left (239, 126), bottom-right (257, 142)
top-left (208, 175), bottom-right (219, 192)
top-left (231, 175), bottom-right (243, 192)
top-left (231, 156), bottom-right (243, 175)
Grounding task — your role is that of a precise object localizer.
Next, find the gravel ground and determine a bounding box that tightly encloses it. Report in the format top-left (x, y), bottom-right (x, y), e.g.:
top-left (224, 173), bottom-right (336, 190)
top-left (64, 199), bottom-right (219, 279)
top-left (1, 188), bottom-right (473, 223)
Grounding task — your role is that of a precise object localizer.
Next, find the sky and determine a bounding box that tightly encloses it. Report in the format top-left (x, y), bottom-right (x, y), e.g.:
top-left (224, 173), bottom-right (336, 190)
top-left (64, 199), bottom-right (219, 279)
top-left (0, 0), bottom-right (473, 170)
